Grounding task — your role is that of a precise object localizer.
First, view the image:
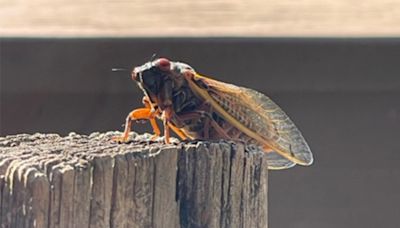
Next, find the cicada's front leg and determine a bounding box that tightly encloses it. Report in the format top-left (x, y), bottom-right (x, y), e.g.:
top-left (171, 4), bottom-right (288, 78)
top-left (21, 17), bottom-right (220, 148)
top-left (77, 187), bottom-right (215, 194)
top-left (161, 107), bottom-right (173, 144)
top-left (158, 78), bottom-right (176, 144)
top-left (142, 97), bottom-right (162, 141)
top-left (113, 97), bottom-right (161, 143)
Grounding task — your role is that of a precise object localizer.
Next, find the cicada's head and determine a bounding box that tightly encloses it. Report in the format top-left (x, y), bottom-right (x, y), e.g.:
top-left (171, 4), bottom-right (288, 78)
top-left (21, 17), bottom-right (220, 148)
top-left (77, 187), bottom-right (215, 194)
top-left (132, 58), bottom-right (195, 97)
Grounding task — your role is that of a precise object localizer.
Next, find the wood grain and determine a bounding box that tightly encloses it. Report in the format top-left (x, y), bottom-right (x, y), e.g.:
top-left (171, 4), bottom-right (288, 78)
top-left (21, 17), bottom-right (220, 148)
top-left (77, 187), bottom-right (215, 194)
top-left (0, 132), bottom-right (268, 227)
top-left (1, 0), bottom-right (399, 37)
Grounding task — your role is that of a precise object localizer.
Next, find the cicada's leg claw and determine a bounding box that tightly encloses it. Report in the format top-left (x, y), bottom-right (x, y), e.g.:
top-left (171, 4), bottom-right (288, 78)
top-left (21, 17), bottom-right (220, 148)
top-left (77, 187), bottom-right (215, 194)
top-left (150, 134), bottom-right (159, 141)
top-left (112, 135), bottom-right (130, 143)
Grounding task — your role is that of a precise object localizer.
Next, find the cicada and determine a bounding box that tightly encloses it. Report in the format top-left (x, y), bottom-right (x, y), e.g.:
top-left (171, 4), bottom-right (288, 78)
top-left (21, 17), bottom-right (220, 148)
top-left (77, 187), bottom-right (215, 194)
top-left (114, 58), bottom-right (313, 169)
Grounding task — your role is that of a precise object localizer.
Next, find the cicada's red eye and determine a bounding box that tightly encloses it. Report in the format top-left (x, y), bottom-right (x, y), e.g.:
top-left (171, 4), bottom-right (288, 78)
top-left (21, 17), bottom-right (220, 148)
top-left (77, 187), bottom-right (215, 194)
top-left (156, 58), bottom-right (171, 71)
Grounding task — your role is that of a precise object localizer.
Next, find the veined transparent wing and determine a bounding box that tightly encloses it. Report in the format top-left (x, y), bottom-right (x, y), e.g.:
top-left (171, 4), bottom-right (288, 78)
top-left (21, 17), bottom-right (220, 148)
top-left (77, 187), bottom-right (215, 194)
top-left (193, 74), bottom-right (314, 168)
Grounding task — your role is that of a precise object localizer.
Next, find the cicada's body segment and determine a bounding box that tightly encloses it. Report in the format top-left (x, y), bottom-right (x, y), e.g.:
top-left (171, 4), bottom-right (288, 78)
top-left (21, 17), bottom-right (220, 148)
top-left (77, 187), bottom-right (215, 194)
top-left (114, 58), bottom-right (313, 170)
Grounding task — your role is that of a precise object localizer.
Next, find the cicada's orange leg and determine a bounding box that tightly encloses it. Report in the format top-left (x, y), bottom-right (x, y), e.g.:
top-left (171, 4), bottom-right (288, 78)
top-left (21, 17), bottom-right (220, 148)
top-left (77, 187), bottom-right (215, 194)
top-left (162, 107), bottom-right (174, 144)
top-left (113, 107), bottom-right (161, 143)
top-left (167, 123), bottom-right (190, 140)
top-left (113, 97), bottom-right (161, 143)
top-left (142, 97), bottom-right (162, 141)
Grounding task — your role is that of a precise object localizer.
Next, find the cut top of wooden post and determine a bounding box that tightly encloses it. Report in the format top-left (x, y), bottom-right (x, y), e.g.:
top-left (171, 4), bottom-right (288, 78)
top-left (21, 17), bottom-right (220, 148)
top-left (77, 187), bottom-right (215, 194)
top-left (0, 132), bottom-right (268, 228)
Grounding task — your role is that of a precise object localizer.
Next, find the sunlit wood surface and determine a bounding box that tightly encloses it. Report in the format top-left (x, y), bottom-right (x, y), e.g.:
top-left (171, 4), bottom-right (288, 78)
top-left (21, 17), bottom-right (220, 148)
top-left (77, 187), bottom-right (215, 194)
top-left (1, 0), bottom-right (400, 36)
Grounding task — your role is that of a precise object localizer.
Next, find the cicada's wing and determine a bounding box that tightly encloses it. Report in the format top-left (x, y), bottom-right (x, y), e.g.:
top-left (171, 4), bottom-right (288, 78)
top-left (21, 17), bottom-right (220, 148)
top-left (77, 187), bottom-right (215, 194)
top-left (264, 152), bottom-right (296, 170)
top-left (188, 73), bottom-right (313, 169)
top-left (245, 145), bottom-right (296, 170)
top-left (239, 87), bottom-right (314, 166)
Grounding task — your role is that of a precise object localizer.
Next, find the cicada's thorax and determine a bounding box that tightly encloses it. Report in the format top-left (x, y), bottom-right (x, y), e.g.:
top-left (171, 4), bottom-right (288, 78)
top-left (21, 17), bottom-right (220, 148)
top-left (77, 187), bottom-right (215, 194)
top-left (136, 64), bottom-right (209, 137)
top-left (155, 74), bottom-right (211, 138)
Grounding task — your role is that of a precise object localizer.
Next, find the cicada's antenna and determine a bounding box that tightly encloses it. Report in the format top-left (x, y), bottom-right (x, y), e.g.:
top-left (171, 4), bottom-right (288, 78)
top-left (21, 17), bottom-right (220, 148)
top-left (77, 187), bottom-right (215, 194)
top-left (150, 53), bottom-right (157, 61)
top-left (111, 68), bottom-right (131, 79)
top-left (111, 68), bottom-right (129, 73)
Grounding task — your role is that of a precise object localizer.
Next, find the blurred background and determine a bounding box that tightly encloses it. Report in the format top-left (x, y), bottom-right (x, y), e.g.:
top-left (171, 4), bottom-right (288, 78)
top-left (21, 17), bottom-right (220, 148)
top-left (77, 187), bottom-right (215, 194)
top-left (1, 1), bottom-right (400, 227)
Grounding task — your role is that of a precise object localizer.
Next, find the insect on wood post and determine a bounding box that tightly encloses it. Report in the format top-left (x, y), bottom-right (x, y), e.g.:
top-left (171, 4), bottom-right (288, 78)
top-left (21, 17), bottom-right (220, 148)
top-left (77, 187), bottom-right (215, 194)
top-left (113, 58), bottom-right (314, 170)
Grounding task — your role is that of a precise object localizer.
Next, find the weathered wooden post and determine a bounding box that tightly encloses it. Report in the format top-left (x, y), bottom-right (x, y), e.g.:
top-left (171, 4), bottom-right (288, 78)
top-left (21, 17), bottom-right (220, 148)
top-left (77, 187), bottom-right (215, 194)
top-left (0, 132), bottom-right (268, 228)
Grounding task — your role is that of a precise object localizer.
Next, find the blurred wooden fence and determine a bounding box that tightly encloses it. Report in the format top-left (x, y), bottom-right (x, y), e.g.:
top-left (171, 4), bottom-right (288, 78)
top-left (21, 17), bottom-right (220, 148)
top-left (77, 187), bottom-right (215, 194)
top-left (1, 0), bottom-right (400, 36)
